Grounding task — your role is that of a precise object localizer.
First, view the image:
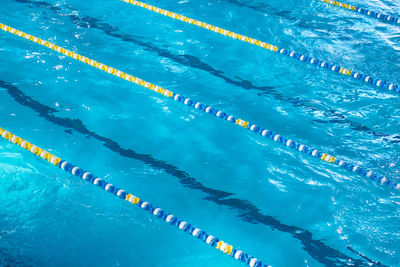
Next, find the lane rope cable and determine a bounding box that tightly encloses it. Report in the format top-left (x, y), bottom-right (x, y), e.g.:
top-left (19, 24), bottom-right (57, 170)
top-left (118, 0), bottom-right (400, 96)
top-left (316, 0), bottom-right (400, 25)
top-left (0, 126), bottom-right (271, 267)
top-left (0, 23), bottom-right (398, 191)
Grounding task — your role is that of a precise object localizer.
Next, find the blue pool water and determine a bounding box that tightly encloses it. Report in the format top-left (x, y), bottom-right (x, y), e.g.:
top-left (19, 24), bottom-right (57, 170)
top-left (0, 0), bottom-right (400, 266)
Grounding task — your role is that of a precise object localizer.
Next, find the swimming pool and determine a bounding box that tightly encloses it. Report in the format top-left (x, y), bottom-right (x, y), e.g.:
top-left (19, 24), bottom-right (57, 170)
top-left (0, 0), bottom-right (399, 266)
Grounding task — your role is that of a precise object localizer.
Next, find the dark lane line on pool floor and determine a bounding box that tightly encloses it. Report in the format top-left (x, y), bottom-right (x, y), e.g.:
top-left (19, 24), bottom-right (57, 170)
top-left (0, 79), bottom-right (380, 266)
top-left (0, 248), bottom-right (33, 267)
top-left (220, 0), bottom-right (295, 19)
top-left (220, 0), bottom-right (341, 30)
top-left (14, 0), bottom-right (400, 145)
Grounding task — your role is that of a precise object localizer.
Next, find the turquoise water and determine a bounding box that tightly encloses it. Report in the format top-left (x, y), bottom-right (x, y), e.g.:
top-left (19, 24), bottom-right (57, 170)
top-left (0, 0), bottom-right (399, 266)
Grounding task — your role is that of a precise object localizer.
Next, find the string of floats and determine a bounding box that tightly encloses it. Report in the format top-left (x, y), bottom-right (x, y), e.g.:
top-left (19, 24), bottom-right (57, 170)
top-left (0, 127), bottom-right (270, 267)
top-left (317, 0), bottom-right (400, 25)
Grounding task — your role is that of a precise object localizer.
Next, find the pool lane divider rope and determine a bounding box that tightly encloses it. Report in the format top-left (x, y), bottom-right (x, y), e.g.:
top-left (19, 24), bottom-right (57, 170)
top-left (118, 0), bottom-right (400, 96)
top-left (0, 127), bottom-right (270, 267)
top-left (1, 23), bottom-right (399, 191)
top-left (317, 0), bottom-right (400, 25)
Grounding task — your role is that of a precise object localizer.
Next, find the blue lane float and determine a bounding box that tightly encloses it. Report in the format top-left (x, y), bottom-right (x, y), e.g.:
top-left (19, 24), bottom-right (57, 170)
top-left (356, 6), bottom-right (400, 24)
